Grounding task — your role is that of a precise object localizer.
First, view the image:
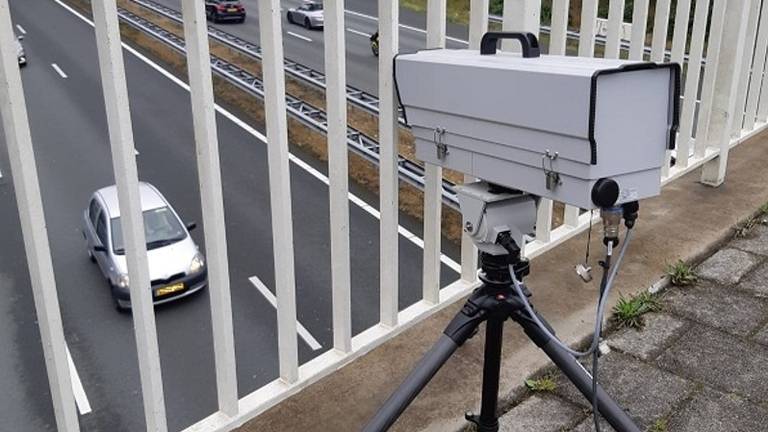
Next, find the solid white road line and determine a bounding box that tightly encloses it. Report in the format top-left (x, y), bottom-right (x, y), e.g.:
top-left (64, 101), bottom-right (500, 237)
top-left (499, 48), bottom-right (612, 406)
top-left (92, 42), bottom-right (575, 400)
top-left (51, 63), bottom-right (68, 79)
top-left (286, 31), bottom-right (312, 43)
top-left (248, 276), bottom-right (323, 351)
top-left (16, 24), bottom-right (26, 35)
top-left (53, 0), bottom-right (461, 274)
top-left (65, 344), bottom-right (92, 415)
top-left (346, 28), bottom-right (371, 38)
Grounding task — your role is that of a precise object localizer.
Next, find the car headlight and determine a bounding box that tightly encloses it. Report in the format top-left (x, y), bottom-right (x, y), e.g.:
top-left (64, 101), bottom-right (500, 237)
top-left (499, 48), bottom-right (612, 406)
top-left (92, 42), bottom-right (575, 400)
top-left (189, 253), bottom-right (205, 274)
top-left (116, 273), bottom-right (130, 289)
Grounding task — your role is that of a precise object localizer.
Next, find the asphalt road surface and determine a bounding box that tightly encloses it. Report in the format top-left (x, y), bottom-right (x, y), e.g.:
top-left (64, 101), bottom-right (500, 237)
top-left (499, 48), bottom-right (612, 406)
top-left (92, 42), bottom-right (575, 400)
top-left (0, 0), bottom-right (458, 430)
top-left (148, 0), bottom-right (471, 96)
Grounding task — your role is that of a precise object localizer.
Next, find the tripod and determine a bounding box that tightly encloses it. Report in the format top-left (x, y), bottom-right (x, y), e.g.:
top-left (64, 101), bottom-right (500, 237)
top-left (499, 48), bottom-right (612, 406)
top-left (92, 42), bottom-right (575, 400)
top-left (362, 244), bottom-right (641, 432)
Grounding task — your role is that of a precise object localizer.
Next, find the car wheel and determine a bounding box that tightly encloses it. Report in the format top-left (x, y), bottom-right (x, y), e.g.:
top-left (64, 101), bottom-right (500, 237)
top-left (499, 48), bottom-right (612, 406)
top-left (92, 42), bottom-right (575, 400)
top-left (287, 12), bottom-right (293, 24)
top-left (304, 18), bottom-right (312, 30)
top-left (111, 285), bottom-right (129, 313)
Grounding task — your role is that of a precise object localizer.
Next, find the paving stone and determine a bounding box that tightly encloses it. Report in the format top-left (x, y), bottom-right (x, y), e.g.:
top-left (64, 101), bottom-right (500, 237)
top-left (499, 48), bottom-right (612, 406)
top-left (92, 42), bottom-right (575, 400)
top-left (607, 313), bottom-right (688, 360)
top-left (696, 248), bottom-right (762, 285)
top-left (667, 389), bottom-right (768, 432)
top-left (730, 225), bottom-right (768, 256)
top-left (553, 351), bottom-right (693, 430)
top-left (498, 395), bottom-right (583, 432)
top-left (736, 261), bottom-right (768, 298)
top-left (751, 323), bottom-right (768, 346)
top-left (664, 283), bottom-right (768, 336)
top-left (569, 417), bottom-right (614, 432)
top-left (657, 325), bottom-right (768, 402)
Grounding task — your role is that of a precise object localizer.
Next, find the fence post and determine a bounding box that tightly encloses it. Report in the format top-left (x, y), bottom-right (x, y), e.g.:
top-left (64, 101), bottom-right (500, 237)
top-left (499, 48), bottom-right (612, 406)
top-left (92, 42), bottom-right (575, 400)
top-left (650, 0), bottom-right (671, 62)
top-left (744, 1), bottom-right (768, 129)
top-left (323, 0), bottom-right (352, 353)
top-left (180, 0), bottom-right (238, 415)
top-left (694, 0), bottom-right (727, 159)
top-left (549, 0), bottom-right (569, 55)
top-left (579, 0), bottom-right (598, 58)
top-left (422, 0), bottom-right (447, 305)
top-left (0, 1), bottom-right (79, 430)
top-left (731, 0), bottom-right (761, 135)
top-left (628, 0), bottom-right (649, 60)
top-left (379, 0), bottom-right (399, 327)
top-left (503, 0), bottom-right (541, 51)
top-left (257, 0), bottom-right (299, 383)
top-left (701, 0), bottom-right (753, 186)
top-left (605, 0), bottom-right (625, 59)
top-left (91, 1), bottom-right (168, 429)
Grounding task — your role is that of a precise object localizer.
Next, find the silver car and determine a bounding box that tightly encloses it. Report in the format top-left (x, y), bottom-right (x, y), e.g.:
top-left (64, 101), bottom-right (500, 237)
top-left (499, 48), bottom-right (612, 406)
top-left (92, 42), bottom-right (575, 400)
top-left (287, 1), bottom-right (323, 29)
top-left (82, 183), bottom-right (207, 311)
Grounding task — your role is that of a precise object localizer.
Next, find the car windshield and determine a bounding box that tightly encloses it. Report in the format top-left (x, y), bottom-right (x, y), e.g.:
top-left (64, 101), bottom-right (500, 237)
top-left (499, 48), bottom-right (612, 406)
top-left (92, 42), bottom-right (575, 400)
top-left (306, 3), bottom-right (322, 10)
top-left (111, 206), bottom-right (187, 254)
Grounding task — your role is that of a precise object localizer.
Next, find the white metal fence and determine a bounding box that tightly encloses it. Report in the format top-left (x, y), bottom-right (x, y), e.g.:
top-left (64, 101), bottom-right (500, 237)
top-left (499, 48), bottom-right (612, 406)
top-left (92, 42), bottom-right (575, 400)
top-left (2, 0), bottom-right (767, 431)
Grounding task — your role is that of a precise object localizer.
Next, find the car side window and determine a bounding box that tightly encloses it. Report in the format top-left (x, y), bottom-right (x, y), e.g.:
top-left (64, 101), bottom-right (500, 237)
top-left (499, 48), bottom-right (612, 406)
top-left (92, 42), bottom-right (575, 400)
top-left (88, 198), bottom-right (101, 227)
top-left (96, 214), bottom-right (108, 247)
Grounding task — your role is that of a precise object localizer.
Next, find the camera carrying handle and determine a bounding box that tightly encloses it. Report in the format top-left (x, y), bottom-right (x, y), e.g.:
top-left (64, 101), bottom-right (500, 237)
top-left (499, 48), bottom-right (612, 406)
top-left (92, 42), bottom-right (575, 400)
top-left (480, 32), bottom-right (541, 57)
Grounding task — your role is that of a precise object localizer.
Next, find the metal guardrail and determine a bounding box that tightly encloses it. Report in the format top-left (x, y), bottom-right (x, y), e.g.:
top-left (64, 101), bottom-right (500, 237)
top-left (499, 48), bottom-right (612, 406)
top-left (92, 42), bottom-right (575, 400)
top-left (117, 6), bottom-right (459, 207)
top-left (132, 0), bottom-right (389, 117)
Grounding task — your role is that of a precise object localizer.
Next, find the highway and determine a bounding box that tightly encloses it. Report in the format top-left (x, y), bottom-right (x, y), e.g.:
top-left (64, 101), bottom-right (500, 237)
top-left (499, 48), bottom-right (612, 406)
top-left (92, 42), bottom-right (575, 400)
top-left (149, 0), bottom-right (471, 96)
top-left (0, 0), bottom-right (458, 430)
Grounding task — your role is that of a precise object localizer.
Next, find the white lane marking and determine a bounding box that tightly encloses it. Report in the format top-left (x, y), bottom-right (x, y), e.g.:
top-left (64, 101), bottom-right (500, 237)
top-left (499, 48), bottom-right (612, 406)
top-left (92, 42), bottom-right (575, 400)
top-left (286, 31), bottom-right (312, 43)
top-left (16, 24), bottom-right (26, 35)
top-left (65, 344), bottom-right (92, 415)
top-left (346, 28), bottom-right (371, 38)
top-left (134, 149), bottom-right (139, 155)
top-left (51, 63), bottom-right (68, 79)
top-left (53, 0), bottom-right (461, 274)
top-left (248, 276), bottom-right (322, 351)
top-left (344, 8), bottom-right (469, 46)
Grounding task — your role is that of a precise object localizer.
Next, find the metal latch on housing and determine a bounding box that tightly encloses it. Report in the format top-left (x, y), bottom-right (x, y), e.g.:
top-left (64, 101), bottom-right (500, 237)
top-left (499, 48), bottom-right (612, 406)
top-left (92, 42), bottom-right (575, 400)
top-left (433, 127), bottom-right (448, 159)
top-left (542, 150), bottom-right (562, 190)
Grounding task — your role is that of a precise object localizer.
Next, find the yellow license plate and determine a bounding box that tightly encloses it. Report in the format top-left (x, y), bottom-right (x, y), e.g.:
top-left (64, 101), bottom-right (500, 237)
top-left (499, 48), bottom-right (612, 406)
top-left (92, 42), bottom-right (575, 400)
top-left (228, 8), bottom-right (237, 12)
top-left (156, 282), bottom-right (184, 297)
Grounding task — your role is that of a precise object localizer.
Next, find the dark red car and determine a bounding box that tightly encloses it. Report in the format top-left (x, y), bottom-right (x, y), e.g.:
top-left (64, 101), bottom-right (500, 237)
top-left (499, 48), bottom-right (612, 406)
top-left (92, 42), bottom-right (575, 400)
top-left (205, 0), bottom-right (246, 23)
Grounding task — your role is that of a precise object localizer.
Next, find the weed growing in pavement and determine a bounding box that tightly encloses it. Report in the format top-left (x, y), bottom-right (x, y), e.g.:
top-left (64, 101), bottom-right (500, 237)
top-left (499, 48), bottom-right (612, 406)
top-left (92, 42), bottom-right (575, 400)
top-left (612, 292), bottom-right (662, 329)
top-left (666, 260), bottom-right (698, 287)
top-left (650, 418), bottom-right (668, 432)
top-left (524, 375), bottom-right (557, 393)
top-left (735, 203), bottom-right (768, 238)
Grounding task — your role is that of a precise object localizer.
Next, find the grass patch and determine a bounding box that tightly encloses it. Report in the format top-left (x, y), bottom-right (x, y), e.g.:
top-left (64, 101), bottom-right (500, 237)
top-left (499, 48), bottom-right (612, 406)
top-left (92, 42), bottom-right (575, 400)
top-left (524, 375), bottom-right (557, 393)
top-left (649, 418), bottom-right (668, 432)
top-left (666, 260), bottom-right (698, 287)
top-left (612, 292), bottom-right (662, 329)
top-left (735, 202), bottom-right (768, 238)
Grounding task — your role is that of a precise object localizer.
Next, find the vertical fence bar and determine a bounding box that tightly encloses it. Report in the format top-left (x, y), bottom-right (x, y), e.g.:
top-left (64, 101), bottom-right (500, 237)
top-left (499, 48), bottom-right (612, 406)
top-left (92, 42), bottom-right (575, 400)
top-left (670, 0), bottom-right (691, 64)
top-left (257, 0), bottom-right (299, 383)
top-left (91, 1), bottom-right (167, 430)
top-left (628, 0), bottom-right (649, 60)
top-left (579, 0), bottom-right (599, 57)
top-left (676, 0), bottom-right (712, 169)
top-left (461, 0), bottom-right (487, 283)
top-left (605, 0), bottom-right (625, 59)
top-left (732, 0), bottom-right (761, 135)
top-left (422, 0), bottom-right (446, 305)
top-left (694, 0), bottom-right (728, 158)
top-left (745, 1), bottom-right (768, 129)
top-left (549, 0), bottom-right (569, 55)
top-left (0, 1), bottom-right (78, 431)
top-left (323, 0), bottom-right (352, 353)
top-left (180, 0), bottom-right (238, 415)
top-left (503, 0), bottom-right (541, 51)
top-left (378, 0), bottom-right (399, 327)
top-left (701, 0), bottom-right (752, 186)
top-left (651, 0), bottom-right (673, 177)
top-left (650, 0), bottom-right (671, 62)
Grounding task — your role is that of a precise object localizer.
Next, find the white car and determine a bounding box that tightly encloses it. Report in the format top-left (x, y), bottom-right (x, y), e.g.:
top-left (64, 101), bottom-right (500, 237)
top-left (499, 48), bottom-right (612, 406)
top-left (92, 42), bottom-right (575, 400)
top-left (16, 36), bottom-right (26, 67)
top-left (287, 1), bottom-right (324, 29)
top-left (82, 183), bottom-right (206, 311)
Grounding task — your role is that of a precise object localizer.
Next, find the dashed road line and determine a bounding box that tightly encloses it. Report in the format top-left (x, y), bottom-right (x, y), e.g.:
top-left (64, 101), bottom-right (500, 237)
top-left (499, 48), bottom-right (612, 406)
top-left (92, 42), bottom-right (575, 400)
top-left (51, 63), bottom-right (68, 79)
top-left (65, 344), bottom-right (92, 415)
top-left (248, 276), bottom-right (323, 351)
top-left (286, 31), bottom-right (312, 43)
top-left (16, 24), bottom-right (26, 35)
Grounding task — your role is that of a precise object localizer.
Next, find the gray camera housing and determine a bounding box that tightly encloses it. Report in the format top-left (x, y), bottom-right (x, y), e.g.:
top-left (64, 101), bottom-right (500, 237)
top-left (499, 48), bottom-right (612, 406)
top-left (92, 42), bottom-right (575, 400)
top-left (395, 45), bottom-right (680, 209)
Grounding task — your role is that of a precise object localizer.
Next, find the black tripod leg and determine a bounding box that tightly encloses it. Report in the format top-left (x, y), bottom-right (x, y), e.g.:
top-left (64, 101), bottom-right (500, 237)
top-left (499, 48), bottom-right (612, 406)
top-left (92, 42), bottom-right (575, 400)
top-left (362, 299), bottom-right (487, 432)
top-left (467, 316), bottom-right (504, 432)
top-left (515, 312), bottom-right (641, 432)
